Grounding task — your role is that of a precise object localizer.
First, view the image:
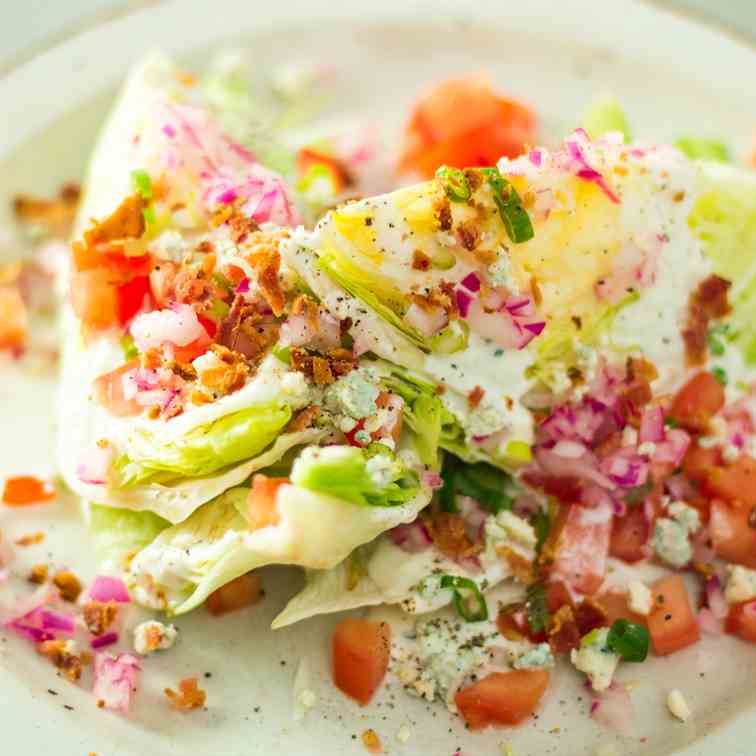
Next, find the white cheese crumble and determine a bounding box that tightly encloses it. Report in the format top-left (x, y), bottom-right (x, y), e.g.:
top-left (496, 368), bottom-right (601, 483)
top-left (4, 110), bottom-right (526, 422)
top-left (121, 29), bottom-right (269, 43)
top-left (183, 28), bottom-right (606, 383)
top-left (653, 500), bottom-right (700, 568)
top-left (133, 620), bottom-right (178, 655)
top-left (725, 565), bottom-right (756, 604)
top-left (484, 510), bottom-right (537, 565)
top-left (666, 689), bottom-right (692, 722)
top-left (570, 628), bottom-right (619, 692)
top-left (324, 367), bottom-right (380, 420)
top-left (627, 580), bottom-right (653, 616)
top-left (513, 642), bottom-right (555, 670)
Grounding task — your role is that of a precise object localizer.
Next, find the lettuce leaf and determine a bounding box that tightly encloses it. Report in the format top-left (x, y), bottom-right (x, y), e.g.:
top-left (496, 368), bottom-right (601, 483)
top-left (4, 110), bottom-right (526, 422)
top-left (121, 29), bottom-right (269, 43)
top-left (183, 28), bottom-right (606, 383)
top-left (317, 249), bottom-right (429, 350)
top-left (88, 504), bottom-right (170, 573)
top-left (127, 451), bottom-right (433, 614)
top-left (290, 444), bottom-right (419, 507)
top-left (675, 138), bottom-right (730, 163)
top-left (114, 402), bottom-right (292, 487)
top-left (690, 162), bottom-right (756, 363)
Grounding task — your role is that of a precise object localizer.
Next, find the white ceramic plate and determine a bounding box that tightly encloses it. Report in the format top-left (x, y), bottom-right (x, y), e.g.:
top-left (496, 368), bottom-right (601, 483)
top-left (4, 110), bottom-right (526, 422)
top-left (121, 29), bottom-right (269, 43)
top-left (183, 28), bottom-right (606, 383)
top-left (1, 2), bottom-right (756, 754)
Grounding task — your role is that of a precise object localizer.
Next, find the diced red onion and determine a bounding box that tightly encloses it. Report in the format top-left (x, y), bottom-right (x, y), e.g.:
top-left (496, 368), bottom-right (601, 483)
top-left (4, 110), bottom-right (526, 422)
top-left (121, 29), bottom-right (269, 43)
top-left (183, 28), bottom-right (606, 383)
top-left (653, 429), bottom-right (690, 466)
top-left (93, 653), bottom-right (141, 713)
top-left (459, 272), bottom-right (481, 293)
top-left (698, 607), bottom-right (723, 636)
top-left (7, 605), bottom-right (76, 643)
top-left (404, 303), bottom-right (448, 338)
top-left (705, 575), bottom-right (728, 620)
top-left (421, 471), bottom-right (443, 490)
top-left (639, 406), bottom-right (664, 443)
top-left (601, 449), bottom-right (648, 488)
top-left (388, 521), bottom-right (432, 553)
top-left (88, 576), bottom-right (131, 604)
top-left (91, 631), bottom-right (119, 649)
top-left (455, 288), bottom-right (473, 318)
top-left (131, 304), bottom-right (205, 352)
top-left (552, 440), bottom-right (588, 459)
top-left (236, 278), bottom-right (250, 294)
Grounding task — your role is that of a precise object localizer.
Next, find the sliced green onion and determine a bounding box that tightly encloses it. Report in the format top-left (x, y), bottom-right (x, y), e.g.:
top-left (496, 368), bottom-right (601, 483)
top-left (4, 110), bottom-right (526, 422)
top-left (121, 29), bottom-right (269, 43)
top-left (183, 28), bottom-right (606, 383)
top-left (706, 323), bottom-right (729, 357)
top-left (664, 416), bottom-right (679, 429)
top-left (479, 167), bottom-right (534, 244)
top-left (131, 169), bottom-right (153, 200)
top-left (454, 462), bottom-right (512, 514)
top-left (606, 619), bottom-right (650, 662)
top-left (429, 320), bottom-right (468, 355)
top-left (120, 334), bottom-right (139, 361)
top-left (712, 366), bottom-right (728, 386)
top-left (272, 343), bottom-right (292, 364)
top-left (525, 581), bottom-right (550, 634)
top-left (209, 298), bottom-right (230, 320)
top-left (531, 508), bottom-right (552, 556)
top-left (142, 205), bottom-right (157, 226)
top-left (436, 165), bottom-right (472, 202)
top-left (440, 575), bottom-right (488, 622)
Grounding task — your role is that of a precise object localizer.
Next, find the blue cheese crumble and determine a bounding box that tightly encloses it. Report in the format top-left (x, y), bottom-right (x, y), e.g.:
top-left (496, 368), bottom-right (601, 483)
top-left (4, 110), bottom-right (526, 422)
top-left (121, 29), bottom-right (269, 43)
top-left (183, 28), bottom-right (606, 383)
top-left (570, 628), bottom-right (619, 692)
top-left (652, 499), bottom-right (701, 568)
top-left (325, 367), bottom-right (380, 420)
top-left (513, 642), bottom-right (555, 670)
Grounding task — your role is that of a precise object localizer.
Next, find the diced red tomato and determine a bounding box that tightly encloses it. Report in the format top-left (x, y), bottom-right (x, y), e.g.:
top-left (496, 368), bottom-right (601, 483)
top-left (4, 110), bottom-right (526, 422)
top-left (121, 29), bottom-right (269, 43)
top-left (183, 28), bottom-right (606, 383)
top-left (455, 670), bottom-right (549, 730)
top-left (682, 444), bottom-right (721, 484)
top-left (597, 591), bottom-right (647, 627)
top-left (206, 573), bottom-right (262, 616)
top-left (703, 455), bottom-right (756, 507)
top-left (545, 580), bottom-right (574, 613)
top-left (101, 251), bottom-right (153, 278)
top-left (398, 74), bottom-right (537, 178)
top-left (550, 502), bottom-right (612, 595)
top-left (647, 576), bottom-right (700, 656)
top-left (92, 360), bottom-right (143, 417)
top-left (332, 618), bottom-right (391, 706)
top-left (70, 269), bottom-right (119, 330)
top-left (710, 499), bottom-right (756, 568)
top-left (669, 372), bottom-right (725, 432)
top-left (149, 261), bottom-right (179, 307)
top-left (2, 476), bottom-right (56, 506)
top-left (374, 392), bottom-right (404, 444)
top-left (725, 601), bottom-right (756, 643)
top-left (345, 419), bottom-right (367, 447)
top-left (609, 505), bottom-right (650, 563)
top-left (497, 604), bottom-right (545, 643)
top-left (116, 275), bottom-right (152, 326)
top-left (247, 474), bottom-right (288, 530)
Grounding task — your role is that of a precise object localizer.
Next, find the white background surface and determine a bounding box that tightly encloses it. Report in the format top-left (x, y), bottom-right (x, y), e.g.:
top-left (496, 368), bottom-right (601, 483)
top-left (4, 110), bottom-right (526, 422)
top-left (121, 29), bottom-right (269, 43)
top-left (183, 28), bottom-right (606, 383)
top-left (0, 0), bottom-right (755, 68)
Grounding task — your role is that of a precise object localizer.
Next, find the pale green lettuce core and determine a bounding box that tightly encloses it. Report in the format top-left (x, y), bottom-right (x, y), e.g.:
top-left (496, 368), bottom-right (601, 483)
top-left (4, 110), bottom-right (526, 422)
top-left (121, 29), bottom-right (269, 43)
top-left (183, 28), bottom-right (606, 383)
top-left (690, 162), bottom-right (756, 363)
top-left (290, 444), bottom-right (419, 507)
top-left (89, 504), bottom-right (170, 573)
top-left (675, 138), bottom-right (730, 163)
top-left (113, 402), bottom-right (292, 487)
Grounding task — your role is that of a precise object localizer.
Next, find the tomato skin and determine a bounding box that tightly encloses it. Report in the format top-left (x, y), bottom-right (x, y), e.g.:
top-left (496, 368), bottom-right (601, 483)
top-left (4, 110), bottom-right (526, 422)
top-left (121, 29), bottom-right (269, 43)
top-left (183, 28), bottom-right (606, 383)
top-left (647, 576), bottom-right (700, 656)
top-left (545, 581), bottom-right (574, 613)
top-left (206, 573), bottom-right (262, 616)
top-left (710, 499), bottom-right (756, 568)
top-left (597, 591), bottom-right (647, 627)
top-left (247, 474), bottom-right (288, 530)
top-left (609, 505), bottom-right (650, 563)
top-left (550, 503), bottom-right (612, 595)
top-left (92, 360), bottom-right (143, 417)
top-left (455, 670), bottom-right (549, 729)
top-left (2, 476), bottom-right (56, 506)
top-left (725, 601), bottom-right (756, 643)
top-left (116, 275), bottom-right (152, 326)
top-left (398, 74), bottom-right (537, 178)
top-left (332, 619), bottom-right (391, 706)
top-left (670, 372), bottom-right (725, 432)
top-left (703, 455), bottom-right (756, 507)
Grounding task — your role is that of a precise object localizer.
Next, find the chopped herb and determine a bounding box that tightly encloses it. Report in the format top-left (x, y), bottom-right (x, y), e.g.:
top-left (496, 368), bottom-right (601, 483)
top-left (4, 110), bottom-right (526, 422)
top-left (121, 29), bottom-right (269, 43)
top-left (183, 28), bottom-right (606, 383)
top-left (435, 165), bottom-right (472, 202)
top-left (712, 366), bottom-right (728, 386)
top-left (120, 334), bottom-right (139, 361)
top-left (479, 167), bottom-right (534, 243)
top-left (454, 461), bottom-right (513, 514)
top-left (440, 575), bottom-right (488, 622)
top-left (606, 619), bottom-right (650, 662)
top-left (664, 416), bottom-right (679, 429)
top-left (272, 343), bottom-right (292, 364)
top-left (706, 325), bottom-right (728, 357)
top-left (131, 169), bottom-right (153, 200)
top-left (531, 507), bottom-right (552, 555)
top-left (209, 299), bottom-right (230, 320)
top-left (525, 581), bottom-right (550, 635)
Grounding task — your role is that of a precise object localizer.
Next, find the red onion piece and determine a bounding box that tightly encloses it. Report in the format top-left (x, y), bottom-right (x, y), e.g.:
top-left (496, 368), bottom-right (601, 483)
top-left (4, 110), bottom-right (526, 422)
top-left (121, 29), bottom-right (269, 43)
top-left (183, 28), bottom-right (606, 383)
top-left (88, 576), bottom-right (131, 604)
top-left (388, 520), bottom-right (432, 553)
top-left (93, 653), bottom-right (141, 713)
top-left (639, 406), bottom-right (664, 443)
top-left (91, 631), bottom-right (119, 649)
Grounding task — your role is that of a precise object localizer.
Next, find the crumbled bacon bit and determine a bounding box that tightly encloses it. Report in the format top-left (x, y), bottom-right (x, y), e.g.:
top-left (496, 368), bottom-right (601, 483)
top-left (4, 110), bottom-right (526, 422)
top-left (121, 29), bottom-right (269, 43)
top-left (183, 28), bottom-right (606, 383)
top-left (38, 641), bottom-right (82, 681)
top-left (165, 677), bottom-right (206, 710)
top-left (425, 512), bottom-right (482, 561)
top-left (530, 276), bottom-right (543, 307)
top-left (13, 183), bottom-right (80, 234)
top-left (0, 284), bottom-right (28, 352)
top-left (200, 252), bottom-right (217, 276)
top-left (362, 729), bottom-right (382, 753)
top-left (574, 597), bottom-right (608, 636)
top-left (312, 356), bottom-right (335, 385)
top-left (198, 345), bottom-right (250, 395)
top-left (291, 294), bottom-right (321, 331)
top-left (683, 274), bottom-right (732, 366)
top-left (206, 573), bottom-right (262, 616)
top-left (190, 390), bottom-right (214, 405)
top-left (245, 230), bottom-right (288, 316)
top-left (228, 212), bottom-right (261, 245)
top-left (435, 196), bottom-right (453, 232)
top-left (53, 570), bottom-right (83, 603)
top-left (83, 600), bottom-right (119, 636)
top-left (412, 250), bottom-right (432, 271)
top-left (217, 295), bottom-right (279, 360)
top-left (29, 564), bottom-right (49, 584)
top-left (196, 240), bottom-right (215, 254)
top-left (286, 405), bottom-right (321, 433)
top-left (83, 194), bottom-right (145, 247)
top-left (2, 475), bottom-right (56, 506)
top-left (547, 605), bottom-right (582, 654)
top-left (456, 220), bottom-right (479, 251)
top-left (15, 532), bottom-right (45, 546)
top-left (467, 385), bottom-right (485, 409)
top-left (673, 190), bottom-right (686, 203)
top-left (496, 545), bottom-right (535, 583)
